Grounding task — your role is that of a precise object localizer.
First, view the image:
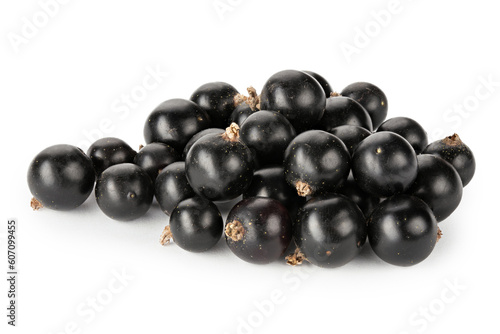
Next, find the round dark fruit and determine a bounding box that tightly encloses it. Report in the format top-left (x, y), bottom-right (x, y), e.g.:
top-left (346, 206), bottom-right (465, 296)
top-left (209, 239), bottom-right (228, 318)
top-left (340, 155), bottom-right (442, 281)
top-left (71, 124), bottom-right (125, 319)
top-left (28, 144), bottom-right (95, 211)
top-left (318, 96), bottom-right (373, 131)
top-left (87, 137), bottom-right (136, 175)
top-left (341, 82), bottom-right (388, 129)
top-left (143, 98), bottom-right (211, 151)
top-left (190, 82), bottom-right (239, 128)
top-left (284, 130), bottom-right (350, 197)
top-left (407, 155), bottom-right (463, 222)
top-left (327, 125), bottom-right (372, 156)
top-left (185, 123), bottom-right (254, 201)
top-left (303, 70), bottom-right (333, 97)
top-left (95, 163), bottom-right (154, 221)
top-left (293, 194), bottom-right (367, 268)
top-left (229, 102), bottom-right (254, 126)
top-left (377, 117), bottom-right (428, 154)
top-left (260, 69), bottom-right (326, 132)
top-left (243, 166), bottom-right (305, 217)
top-left (423, 134), bottom-right (475, 187)
top-left (368, 195), bottom-right (438, 266)
top-left (155, 162), bottom-right (195, 216)
top-left (182, 128), bottom-right (224, 159)
top-left (225, 197), bottom-right (292, 264)
top-left (240, 110), bottom-right (296, 166)
top-left (336, 178), bottom-right (380, 218)
top-left (162, 196), bottom-right (223, 252)
top-left (133, 143), bottom-right (179, 182)
top-left (352, 132), bottom-right (418, 197)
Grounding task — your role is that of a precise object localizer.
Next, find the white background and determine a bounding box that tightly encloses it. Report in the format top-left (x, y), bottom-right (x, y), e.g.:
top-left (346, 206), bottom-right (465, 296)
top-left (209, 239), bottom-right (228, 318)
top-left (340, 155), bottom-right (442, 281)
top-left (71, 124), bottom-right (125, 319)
top-left (1, 0), bottom-right (499, 333)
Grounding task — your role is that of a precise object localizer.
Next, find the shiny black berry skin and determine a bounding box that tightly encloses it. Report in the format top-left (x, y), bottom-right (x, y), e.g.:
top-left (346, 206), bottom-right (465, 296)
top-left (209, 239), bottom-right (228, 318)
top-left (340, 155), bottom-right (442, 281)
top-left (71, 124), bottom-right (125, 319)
top-left (155, 162), bottom-right (195, 216)
top-left (336, 179), bottom-right (380, 218)
top-left (240, 110), bottom-right (296, 166)
top-left (352, 132), bottom-right (418, 197)
top-left (318, 96), bottom-right (373, 131)
top-left (303, 70), bottom-right (333, 97)
top-left (143, 98), bottom-right (211, 151)
top-left (229, 103), bottom-right (254, 126)
top-left (407, 155), bottom-right (463, 222)
top-left (368, 195), bottom-right (438, 266)
top-left (27, 144), bottom-right (95, 210)
top-left (225, 197), bottom-right (292, 264)
top-left (190, 82), bottom-right (239, 128)
top-left (284, 130), bottom-right (350, 197)
top-left (243, 166), bottom-right (305, 218)
top-left (185, 125), bottom-right (254, 201)
top-left (95, 163), bottom-right (154, 221)
top-left (169, 196), bottom-right (223, 252)
top-left (341, 82), bottom-right (388, 129)
top-left (377, 117), bottom-right (428, 154)
top-left (182, 128), bottom-right (224, 159)
top-left (423, 134), bottom-right (475, 187)
top-left (87, 137), bottom-right (136, 175)
top-left (260, 70), bottom-right (326, 132)
top-left (133, 143), bottom-right (180, 182)
top-left (327, 125), bottom-right (372, 156)
top-left (294, 194), bottom-right (367, 268)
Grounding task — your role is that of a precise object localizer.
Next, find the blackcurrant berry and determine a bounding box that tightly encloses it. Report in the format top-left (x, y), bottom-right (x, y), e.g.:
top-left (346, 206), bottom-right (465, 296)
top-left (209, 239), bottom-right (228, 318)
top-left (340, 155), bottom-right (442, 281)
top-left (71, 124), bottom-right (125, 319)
top-left (190, 82), bottom-right (239, 128)
top-left (326, 125), bottom-right (372, 156)
top-left (182, 128), bottom-right (224, 159)
top-left (133, 143), bottom-right (180, 182)
top-left (336, 178), bottom-right (380, 218)
top-left (318, 96), bottom-right (373, 131)
top-left (292, 194), bottom-right (367, 268)
top-left (284, 130), bottom-right (350, 197)
top-left (185, 123), bottom-right (254, 201)
top-left (28, 144), bottom-right (95, 211)
top-left (240, 110), bottom-right (296, 166)
top-left (423, 134), bottom-right (475, 187)
top-left (87, 137), bottom-right (136, 175)
top-left (260, 70), bottom-right (326, 132)
top-left (95, 163), bottom-right (154, 221)
top-left (341, 82), bottom-right (388, 129)
top-left (229, 102), bottom-right (254, 126)
top-left (161, 196), bottom-right (223, 252)
top-left (155, 162), bottom-right (195, 216)
top-left (377, 117), bottom-right (428, 154)
top-left (407, 155), bottom-right (463, 222)
top-left (352, 132), bottom-right (418, 197)
top-left (368, 195), bottom-right (438, 266)
top-left (303, 70), bottom-right (333, 97)
top-left (225, 197), bottom-right (292, 264)
top-left (143, 98), bottom-right (211, 151)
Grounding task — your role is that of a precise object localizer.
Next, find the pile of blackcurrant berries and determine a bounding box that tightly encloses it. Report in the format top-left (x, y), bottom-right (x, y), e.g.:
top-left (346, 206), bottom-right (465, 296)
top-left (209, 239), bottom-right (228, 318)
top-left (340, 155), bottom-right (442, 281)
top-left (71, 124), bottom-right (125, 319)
top-left (27, 69), bottom-right (476, 268)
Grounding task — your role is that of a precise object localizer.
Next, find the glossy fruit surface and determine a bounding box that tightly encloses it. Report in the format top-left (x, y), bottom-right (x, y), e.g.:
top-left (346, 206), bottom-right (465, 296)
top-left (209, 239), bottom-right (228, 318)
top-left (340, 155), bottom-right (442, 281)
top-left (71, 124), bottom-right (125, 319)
top-left (185, 123), bottom-right (254, 201)
top-left (318, 96), bottom-right (373, 131)
top-left (95, 163), bottom-right (153, 221)
top-left (352, 132), bottom-right (418, 197)
top-left (423, 134), bottom-right (475, 187)
top-left (407, 155), bottom-right (463, 221)
top-left (294, 194), bottom-right (367, 268)
top-left (190, 82), bottom-right (239, 128)
top-left (182, 128), bottom-right (224, 159)
top-left (28, 144), bottom-right (95, 211)
top-left (155, 162), bottom-right (195, 216)
top-left (240, 110), bottom-right (296, 166)
top-left (143, 98), bottom-right (211, 151)
top-left (303, 70), bottom-right (333, 97)
top-left (336, 178), bottom-right (380, 218)
top-left (229, 102), bottom-right (254, 126)
top-left (327, 125), bottom-right (372, 156)
top-left (168, 196), bottom-right (223, 252)
top-left (284, 130), bottom-right (350, 197)
top-left (341, 82), bottom-right (388, 129)
top-left (368, 195), bottom-right (438, 266)
top-left (260, 70), bottom-right (326, 132)
top-left (87, 137), bottom-right (136, 175)
top-left (377, 117), bottom-right (428, 153)
top-left (133, 143), bottom-right (179, 182)
top-left (225, 197), bottom-right (292, 264)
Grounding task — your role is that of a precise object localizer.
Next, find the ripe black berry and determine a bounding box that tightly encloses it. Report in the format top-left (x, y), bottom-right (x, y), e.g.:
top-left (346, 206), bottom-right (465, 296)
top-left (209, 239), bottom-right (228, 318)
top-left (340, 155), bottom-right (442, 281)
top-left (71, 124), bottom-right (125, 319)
top-left (326, 125), bottom-right (372, 156)
top-left (368, 195), bottom-right (438, 266)
top-left (225, 197), bottom-right (292, 264)
top-left (182, 128), bottom-right (224, 159)
top-left (155, 162), bottom-right (195, 216)
top-left (28, 144), bottom-right (95, 211)
top-left (341, 82), bottom-right (388, 129)
top-left (190, 82), bottom-right (239, 128)
top-left (87, 137), bottom-right (136, 175)
top-left (318, 96), bottom-right (373, 131)
top-left (303, 70), bottom-right (333, 97)
top-left (95, 163), bottom-right (154, 221)
top-left (229, 102), bottom-right (254, 126)
top-left (377, 117), bottom-right (428, 154)
top-left (133, 143), bottom-right (179, 182)
top-left (352, 132), bottom-right (418, 197)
